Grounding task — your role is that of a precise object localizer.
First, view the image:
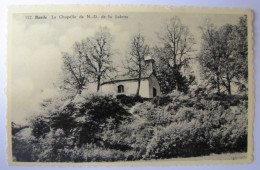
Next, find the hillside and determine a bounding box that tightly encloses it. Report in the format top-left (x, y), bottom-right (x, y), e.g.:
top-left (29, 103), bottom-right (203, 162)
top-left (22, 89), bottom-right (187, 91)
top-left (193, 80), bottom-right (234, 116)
top-left (12, 91), bottom-right (248, 162)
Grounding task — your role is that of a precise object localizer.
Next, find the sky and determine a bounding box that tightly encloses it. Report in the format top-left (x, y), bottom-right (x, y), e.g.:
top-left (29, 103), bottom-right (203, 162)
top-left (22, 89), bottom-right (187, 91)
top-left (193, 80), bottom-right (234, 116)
top-left (8, 11), bottom-right (243, 124)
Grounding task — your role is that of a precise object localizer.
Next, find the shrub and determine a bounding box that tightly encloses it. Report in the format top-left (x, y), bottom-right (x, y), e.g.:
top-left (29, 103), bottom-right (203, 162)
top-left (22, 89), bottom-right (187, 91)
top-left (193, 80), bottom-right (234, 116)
top-left (12, 135), bottom-right (37, 162)
top-left (116, 94), bottom-right (144, 106)
top-left (151, 96), bottom-right (172, 106)
top-left (143, 95), bottom-right (248, 159)
top-left (12, 127), bottom-right (42, 162)
top-left (30, 116), bottom-right (50, 138)
top-left (35, 129), bottom-right (77, 162)
top-left (145, 120), bottom-right (208, 159)
top-left (14, 89), bottom-right (248, 162)
top-left (76, 94), bottom-right (130, 145)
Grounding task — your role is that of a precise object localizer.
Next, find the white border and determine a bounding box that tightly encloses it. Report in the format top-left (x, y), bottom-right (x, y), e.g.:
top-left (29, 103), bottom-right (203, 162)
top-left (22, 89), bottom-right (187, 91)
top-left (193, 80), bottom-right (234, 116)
top-left (1, 0), bottom-right (259, 170)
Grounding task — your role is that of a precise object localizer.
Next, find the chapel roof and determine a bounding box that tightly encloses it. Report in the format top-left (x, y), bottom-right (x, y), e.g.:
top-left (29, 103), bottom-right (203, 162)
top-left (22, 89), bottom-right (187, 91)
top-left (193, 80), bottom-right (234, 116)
top-left (101, 71), bottom-right (153, 85)
top-left (101, 56), bottom-right (156, 85)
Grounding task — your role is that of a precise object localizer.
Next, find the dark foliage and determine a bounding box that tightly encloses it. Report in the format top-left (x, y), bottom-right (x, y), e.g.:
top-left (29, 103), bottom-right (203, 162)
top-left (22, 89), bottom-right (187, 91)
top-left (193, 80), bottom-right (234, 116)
top-left (198, 16), bottom-right (248, 94)
top-left (78, 95), bottom-right (130, 145)
top-left (12, 92), bottom-right (248, 162)
top-left (157, 67), bottom-right (195, 94)
top-left (12, 137), bottom-right (36, 162)
top-left (31, 116), bottom-right (50, 138)
top-left (50, 104), bottom-right (76, 135)
top-left (11, 122), bottom-right (29, 136)
top-left (116, 94), bottom-right (146, 106)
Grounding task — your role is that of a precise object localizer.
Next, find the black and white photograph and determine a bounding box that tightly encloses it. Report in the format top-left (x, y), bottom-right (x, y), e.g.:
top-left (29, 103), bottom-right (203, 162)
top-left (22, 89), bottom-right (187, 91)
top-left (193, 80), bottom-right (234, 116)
top-left (6, 6), bottom-right (253, 165)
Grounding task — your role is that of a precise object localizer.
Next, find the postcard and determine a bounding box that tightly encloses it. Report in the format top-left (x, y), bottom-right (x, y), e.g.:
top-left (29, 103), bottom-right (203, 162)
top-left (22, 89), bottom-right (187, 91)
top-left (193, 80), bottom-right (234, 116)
top-left (6, 5), bottom-right (254, 166)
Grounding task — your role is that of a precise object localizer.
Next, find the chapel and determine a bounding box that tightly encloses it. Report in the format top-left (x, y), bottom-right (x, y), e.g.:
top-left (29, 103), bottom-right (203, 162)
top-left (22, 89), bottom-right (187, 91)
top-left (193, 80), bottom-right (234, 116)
top-left (100, 56), bottom-right (161, 98)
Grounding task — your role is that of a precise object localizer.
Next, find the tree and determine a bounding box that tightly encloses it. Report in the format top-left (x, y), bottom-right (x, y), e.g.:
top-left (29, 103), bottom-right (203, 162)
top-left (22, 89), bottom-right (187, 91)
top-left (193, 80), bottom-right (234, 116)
top-left (61, 49), bottom-right (90, 94)
top-left (218, 24), bottom-right (236, 95)
top-left (228, 15), bottom-right (248, 92)
top-left (84, 27), bottom-right (114, 92)
top-left (198, 16), bottom-right (248, 95)
top-left (154, 16), bottom-right (195, 93)
top-left (61, 27), bottom-right (114, 94)
top-left (198, 20), bottom-right (226, 94)
top-left (125, 33), bottom-right (150, 96)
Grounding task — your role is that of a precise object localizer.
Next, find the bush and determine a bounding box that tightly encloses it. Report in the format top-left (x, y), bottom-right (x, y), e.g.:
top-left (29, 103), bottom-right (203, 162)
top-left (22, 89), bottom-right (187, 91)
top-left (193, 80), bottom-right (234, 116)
top-left (145, 120), bottom-right (209, 159)
top-left (12, 136), bottom-right (37, 162)
top-left (116, 94), bottom-right (145, 106)
top-left (12, 127), bottom-right (42, 162)
top-left (30, 116), bottom-right (50, 138)
top-left (13, 90), bottom-right (248, 162)
top-left (37, 129), bottom-right (75, 162)
top-left (75, 94), bottom-right (130, 145)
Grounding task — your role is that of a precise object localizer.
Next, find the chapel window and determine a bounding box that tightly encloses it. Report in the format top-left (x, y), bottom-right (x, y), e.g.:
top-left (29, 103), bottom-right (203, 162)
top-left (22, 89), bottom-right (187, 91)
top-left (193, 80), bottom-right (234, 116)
top-left (118, 85), bottom-right (124, 93)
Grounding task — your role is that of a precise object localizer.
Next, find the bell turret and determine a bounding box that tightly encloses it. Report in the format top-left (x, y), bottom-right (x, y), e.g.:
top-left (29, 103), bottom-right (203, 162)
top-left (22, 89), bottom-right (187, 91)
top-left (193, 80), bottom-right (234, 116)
top-left (145, 56), bottom-right (155, 75)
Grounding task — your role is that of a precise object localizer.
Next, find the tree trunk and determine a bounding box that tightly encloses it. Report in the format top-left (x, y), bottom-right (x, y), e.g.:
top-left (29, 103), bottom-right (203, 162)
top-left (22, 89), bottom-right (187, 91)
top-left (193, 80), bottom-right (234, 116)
top-left (173, 65), bottom-right (178, 91)
top-left (136, 60), bottom-right (141, 96)
top-left (217, 75), bottom-right (220, 94)
top-left (227, 85), bottom-right (231, 95)
top-left (136, 78), bottom-right (141, 96)
top-left (216, 66), bottom-right (221, 94)
top-left (136, 68), bottom-right (141, 96)
top-left (77, 84), bottom-right (83, 94)
top-left (226, 73), bottom-right (232, 95)
top-left (97, 75), bottom-right (101, 92)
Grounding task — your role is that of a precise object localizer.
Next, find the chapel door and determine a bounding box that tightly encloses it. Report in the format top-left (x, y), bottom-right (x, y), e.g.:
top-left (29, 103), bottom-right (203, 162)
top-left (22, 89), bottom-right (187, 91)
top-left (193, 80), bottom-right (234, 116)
top-left (153, 87), bottom-right (157, 97)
